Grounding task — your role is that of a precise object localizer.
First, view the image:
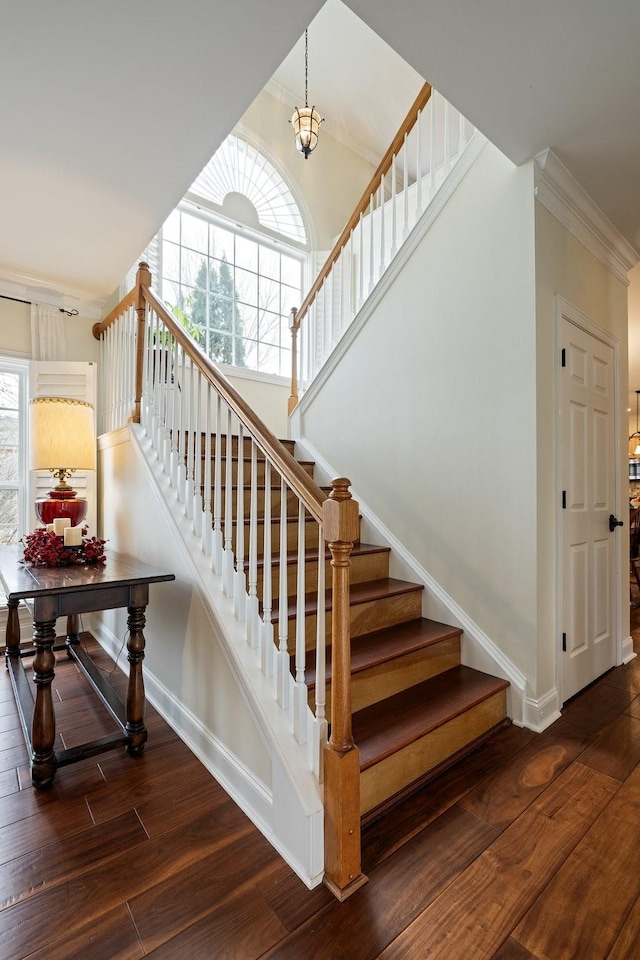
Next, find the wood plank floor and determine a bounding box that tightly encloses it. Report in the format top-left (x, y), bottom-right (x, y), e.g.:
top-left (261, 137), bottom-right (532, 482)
top-left (2, 620), bottom-right (640, 959)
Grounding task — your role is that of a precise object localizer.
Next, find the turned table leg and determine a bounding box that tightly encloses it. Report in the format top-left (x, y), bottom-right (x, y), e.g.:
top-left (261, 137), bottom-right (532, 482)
top-left (5, 597), bottom-right (20, 666)
top-left (65, 613), bottom-right (80, 658)
top-left (125, 603), bottom-right (147, 755)
top-left (31, 616), bottom-right (58, 788)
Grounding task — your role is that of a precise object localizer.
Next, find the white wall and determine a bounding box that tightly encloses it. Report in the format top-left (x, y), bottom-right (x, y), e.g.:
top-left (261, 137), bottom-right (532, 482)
top-left (534, 203), bottom-right (629, 696)
top-left (298, 142), bottom-right (540, 689)
top-left (221, 365), bottom-right (290, 438)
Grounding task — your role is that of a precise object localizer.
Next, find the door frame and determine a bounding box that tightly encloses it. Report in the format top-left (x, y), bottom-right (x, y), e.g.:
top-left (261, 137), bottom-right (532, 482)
top-left (555, 295), bottom-right (626, 706)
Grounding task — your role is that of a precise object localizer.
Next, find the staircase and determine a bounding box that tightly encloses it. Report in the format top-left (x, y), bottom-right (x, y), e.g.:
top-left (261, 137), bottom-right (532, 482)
top-left (95, 264), bottom-right (511, 900)
top-left (226, 434), bottom-right (510, 821)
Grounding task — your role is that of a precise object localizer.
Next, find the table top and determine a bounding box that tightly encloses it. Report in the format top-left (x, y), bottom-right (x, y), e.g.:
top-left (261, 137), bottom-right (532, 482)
top-left (0, 545), bottom-right (175, 601)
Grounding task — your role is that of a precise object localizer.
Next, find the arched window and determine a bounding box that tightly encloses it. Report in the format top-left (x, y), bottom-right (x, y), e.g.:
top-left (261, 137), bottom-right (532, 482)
top-left (156, 134), bottom-right (307, 377)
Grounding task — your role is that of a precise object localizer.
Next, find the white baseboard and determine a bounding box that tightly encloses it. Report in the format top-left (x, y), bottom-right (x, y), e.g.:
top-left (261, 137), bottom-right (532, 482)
top-left (522, 688), bottom-right (562, 733)
top-left (621, 634), bottom-right (636, 664)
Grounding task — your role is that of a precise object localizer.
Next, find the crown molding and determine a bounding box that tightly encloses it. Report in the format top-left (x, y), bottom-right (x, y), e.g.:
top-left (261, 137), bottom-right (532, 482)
top-left (0, 268), bottom-right (106, 319)
top-left (534, 148), bottom-right (639, 285)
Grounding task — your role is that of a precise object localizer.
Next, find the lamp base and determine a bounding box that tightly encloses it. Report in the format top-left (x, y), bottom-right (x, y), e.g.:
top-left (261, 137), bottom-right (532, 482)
top-left (35, 496), bottom-right (87, 527)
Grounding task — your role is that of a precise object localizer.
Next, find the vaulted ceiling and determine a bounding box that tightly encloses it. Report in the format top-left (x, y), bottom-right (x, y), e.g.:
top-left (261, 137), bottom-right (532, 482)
top-left (1, 0), bottom-right (639, 311)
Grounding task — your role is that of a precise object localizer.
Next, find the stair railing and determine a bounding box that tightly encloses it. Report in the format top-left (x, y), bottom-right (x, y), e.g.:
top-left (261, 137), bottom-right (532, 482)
top-left (93, 263), bottom-right (366, 899)
top-left (288, 82), bottom-right (476, 410)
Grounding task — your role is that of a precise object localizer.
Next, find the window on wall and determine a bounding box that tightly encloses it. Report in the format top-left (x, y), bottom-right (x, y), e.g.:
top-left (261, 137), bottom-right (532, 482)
top-left (151, 134), bottom-right (307, 379)
top-left (0, 360), bottom-right (27, 545)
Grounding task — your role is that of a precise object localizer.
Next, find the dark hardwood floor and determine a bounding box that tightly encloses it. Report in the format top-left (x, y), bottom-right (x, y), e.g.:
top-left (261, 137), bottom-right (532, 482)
top-left (2, 613), bottom-right (640, 959)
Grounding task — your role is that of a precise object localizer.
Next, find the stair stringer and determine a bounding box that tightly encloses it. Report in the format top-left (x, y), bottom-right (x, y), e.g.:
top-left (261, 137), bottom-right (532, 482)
top-left (97, 423), bottom-right (325, 888)
top-left (288, 436), bottom-right (533, 729)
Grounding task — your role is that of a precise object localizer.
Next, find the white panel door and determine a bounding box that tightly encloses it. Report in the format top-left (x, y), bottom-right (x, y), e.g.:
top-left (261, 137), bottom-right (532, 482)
top-left (560, 318), bottom-right (617, 702)
top-left (29, 361), bottom-right (97, 535)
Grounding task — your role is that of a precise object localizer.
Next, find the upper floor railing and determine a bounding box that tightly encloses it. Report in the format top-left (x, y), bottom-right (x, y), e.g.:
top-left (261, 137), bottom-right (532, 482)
top-left (92, 263), bottom-right (365, 899)
top-left (288, 83), bottom-right (476, 410)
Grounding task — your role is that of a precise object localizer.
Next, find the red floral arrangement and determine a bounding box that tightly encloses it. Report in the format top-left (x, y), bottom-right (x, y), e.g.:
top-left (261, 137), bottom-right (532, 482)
top-left (21, 528), bottom-right (107, 568)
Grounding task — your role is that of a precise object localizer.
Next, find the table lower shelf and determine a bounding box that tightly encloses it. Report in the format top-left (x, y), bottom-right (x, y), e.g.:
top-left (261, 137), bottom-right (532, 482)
top-left (5, 630), bottom-right (146, 782)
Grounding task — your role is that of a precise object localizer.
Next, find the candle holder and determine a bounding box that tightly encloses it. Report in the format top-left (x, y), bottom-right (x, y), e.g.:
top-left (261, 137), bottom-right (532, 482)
top-left (21, 528), bottom-right (106, 568)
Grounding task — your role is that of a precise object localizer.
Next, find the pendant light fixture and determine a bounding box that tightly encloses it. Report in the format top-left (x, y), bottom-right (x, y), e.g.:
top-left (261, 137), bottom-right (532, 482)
top-left (630, 390), bottom-right (640, 456)
top-left (291, 29), bottom-right (323, 159)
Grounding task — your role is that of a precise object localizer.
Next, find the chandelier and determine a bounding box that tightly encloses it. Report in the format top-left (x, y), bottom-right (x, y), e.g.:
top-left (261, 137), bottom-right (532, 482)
top-left (291, 29), bottom-right (323, 159)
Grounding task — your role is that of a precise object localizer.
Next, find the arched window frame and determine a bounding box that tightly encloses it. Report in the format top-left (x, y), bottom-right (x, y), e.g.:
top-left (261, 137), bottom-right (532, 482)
top-left (149, 133), bottom-right (310, 379)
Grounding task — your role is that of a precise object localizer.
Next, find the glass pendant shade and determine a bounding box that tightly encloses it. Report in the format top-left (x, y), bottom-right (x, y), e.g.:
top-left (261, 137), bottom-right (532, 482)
top-left (291, 106), bottom-right (322, 159)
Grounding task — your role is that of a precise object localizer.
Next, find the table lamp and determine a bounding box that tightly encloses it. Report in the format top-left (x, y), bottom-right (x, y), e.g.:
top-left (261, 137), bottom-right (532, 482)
top-left (29, 397), bottom-right (97, 527)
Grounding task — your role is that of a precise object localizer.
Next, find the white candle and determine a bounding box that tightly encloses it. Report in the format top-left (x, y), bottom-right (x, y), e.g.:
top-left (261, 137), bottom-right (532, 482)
top-left (53, 517), bottom-right (71, 536)
top-left (63, 525), bottom-right (82, 547)
top-left (46, 524), bottom-right (55, 533)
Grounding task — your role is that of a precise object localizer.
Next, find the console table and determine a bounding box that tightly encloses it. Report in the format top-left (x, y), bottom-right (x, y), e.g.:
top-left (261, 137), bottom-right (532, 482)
top-left (0, 545), bottom-right (174, 789)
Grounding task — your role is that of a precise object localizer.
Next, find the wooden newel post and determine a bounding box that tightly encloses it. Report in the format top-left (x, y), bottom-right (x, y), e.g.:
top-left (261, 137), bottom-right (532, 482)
top-left (133, 261), bottom-right (152, 424)
top-left (288, 308), bottom-right (299, 416)
top-left (322, 478), bottom-right (368, 900)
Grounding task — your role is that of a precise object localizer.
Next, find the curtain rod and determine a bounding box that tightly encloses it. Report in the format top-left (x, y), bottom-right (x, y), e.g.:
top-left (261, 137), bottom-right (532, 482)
top-left (0, 293), bottom-right (79, 316)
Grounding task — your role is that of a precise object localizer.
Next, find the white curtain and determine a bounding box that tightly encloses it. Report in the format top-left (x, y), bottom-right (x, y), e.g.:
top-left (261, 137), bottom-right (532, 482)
top-left (30, 303), bottom-right (65, 360)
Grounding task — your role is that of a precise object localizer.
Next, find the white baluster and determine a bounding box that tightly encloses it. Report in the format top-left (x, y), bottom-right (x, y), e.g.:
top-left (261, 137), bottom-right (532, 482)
top-left (202, 381), bottom-right (213, 554)
top-left (277, 478), bottom-right (290, 709)
top-left (358, 210), bottom-right (365, 308)
top-left (379, 174), bottom-right (385, 279)
top-left (444, 97), bottom-right (451, 176)
top-left (261, 462), bottom-right (274, 677)
top-left (176, 348), bottom-right (187, 502)
top-left (192, 369), bottom-right (203, 536)
top-left (459, 107), bottom-right (467, 150)
top-left (293, 501), bottom-right (308, 745)
top-left (223, 406), bottom-right (235, 597)
top-left (162, 331), bottom-right (173, 476)
top-left (391, 153), bottom-right (397, 259)
top-left (184, 359), bottom-right (194, 520)
top-left (212, 394), bottom-right (223, 574)
top-left (416, 107), bottom-right (423, 221)
top-left (368, 194), bottom-right (375, 294)
top-left (311, 532), bottom-right (327, 780)
top-left (246, 440), bottom-right (259, 647)
top-left (233, 425), bottom-right (245, 619)
top-left (430, 95), bottom-right (437, 200)
top-left (403, 132), bottom-right (409, 241)
top-left (170, 340), bottom-right (180, 489)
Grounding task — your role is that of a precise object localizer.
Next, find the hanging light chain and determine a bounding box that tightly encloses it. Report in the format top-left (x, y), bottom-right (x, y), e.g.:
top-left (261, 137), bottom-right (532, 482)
top-left (304, 29), bottom-right (309, 107)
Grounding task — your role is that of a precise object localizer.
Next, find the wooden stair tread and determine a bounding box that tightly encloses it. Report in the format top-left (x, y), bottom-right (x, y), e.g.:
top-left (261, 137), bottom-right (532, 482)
top-left (354, 665), bottom-right (509, 771)
top-left (285, 577), bottom-right (424, 619)
top-left (305, 617), bottom-right (461, 687)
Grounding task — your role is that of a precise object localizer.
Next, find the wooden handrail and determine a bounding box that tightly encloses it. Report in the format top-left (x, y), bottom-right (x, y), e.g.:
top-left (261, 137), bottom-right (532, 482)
top-left (292, 82), bottom-right (432, 331)
top-left (92, 287), bottom-right (136, 340)
top-left (142, 288), bottom-right (327, 524)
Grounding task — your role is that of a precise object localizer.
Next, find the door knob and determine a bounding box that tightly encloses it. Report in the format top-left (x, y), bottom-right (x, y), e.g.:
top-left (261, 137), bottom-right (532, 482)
top-left (609, 514), bottom-right (624, 532)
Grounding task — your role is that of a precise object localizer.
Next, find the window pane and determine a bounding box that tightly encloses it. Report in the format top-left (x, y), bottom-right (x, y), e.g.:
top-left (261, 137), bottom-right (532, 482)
top-left (281, 254), bottom-right (302, 287)
top-left (259, 277), bottom-right (280, 313)
top-left (257, 343), bottom-right (281, 376)
top-left (259, 247), bottom-right (280, 281)
top-left (242, 338), bottom-right (258, 371)
top-left (281, 283), bottom-right (299, 316)
top-left (0, 489), bottom-right (18, 544)
top-left (0, 373), bottom-right (19, 409)
top-left (0, 447), bottom-right (18, 481)
top-left (181, 248), bottom-right (206, 288)
top-left (235, 268), bottom-right (257, 307)
top-left (181, 213), bottom-right (208, 254)
top-left (236, 236), bottom-right (258, 272)
top-left (162, 241), bottom-right (181, 283)
top-left (0, 408), bottom-right (18, 446)
top-left (258, 310), bottom-right (281, 347)
top-left (163, 209), bottom-right (181, 243)
top-left (238, 306), bottom-right (257, 342)
top-left (208, 294), bottom-right (234, 335)
top-left (210, 224), bottom-right (234, 262)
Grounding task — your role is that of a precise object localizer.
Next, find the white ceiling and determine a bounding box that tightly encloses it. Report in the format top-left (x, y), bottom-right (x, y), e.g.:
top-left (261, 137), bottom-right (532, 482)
top-left (1, 0), bottom-right (640, 320)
